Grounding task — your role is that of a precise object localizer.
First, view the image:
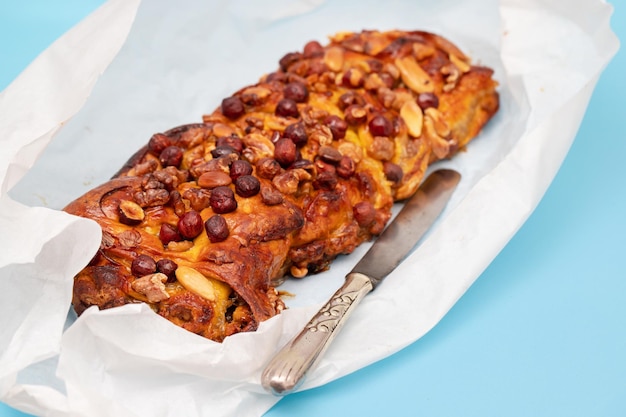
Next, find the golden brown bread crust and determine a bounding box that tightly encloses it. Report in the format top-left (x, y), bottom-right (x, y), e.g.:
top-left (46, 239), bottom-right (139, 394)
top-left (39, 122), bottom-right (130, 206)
top-left (64, 30), bottom-right (499, 342)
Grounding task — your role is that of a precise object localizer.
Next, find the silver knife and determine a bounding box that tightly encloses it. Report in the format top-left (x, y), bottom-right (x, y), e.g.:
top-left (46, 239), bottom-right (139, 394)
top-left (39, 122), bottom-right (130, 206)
top-left (261, 168), bottom-right (461, 395)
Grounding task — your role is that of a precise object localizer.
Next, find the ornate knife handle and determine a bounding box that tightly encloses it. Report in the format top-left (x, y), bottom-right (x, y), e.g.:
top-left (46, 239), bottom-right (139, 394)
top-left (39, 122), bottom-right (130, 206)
top-left (261, 272), bottom-right (374, 395)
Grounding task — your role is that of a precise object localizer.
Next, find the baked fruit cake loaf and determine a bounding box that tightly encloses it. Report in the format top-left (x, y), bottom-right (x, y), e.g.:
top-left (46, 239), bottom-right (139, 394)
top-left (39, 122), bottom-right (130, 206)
top-left (64, 30), bottom-right (499, 342)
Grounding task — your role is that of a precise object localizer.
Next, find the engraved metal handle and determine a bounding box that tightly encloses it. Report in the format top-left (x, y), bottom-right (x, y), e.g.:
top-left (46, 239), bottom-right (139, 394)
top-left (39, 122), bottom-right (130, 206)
top-left (261, 272), bottom-right (373, 395)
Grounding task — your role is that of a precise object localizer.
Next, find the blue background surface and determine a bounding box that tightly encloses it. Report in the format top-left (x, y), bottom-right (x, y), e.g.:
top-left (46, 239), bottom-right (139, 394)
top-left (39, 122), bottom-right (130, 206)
top-left (1, 1), bottom-right (624, 416)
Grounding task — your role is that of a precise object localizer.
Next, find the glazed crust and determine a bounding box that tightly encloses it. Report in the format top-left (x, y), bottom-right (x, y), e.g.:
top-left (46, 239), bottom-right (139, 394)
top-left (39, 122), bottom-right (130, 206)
top-left (64, 30), bottom-right (499, 342)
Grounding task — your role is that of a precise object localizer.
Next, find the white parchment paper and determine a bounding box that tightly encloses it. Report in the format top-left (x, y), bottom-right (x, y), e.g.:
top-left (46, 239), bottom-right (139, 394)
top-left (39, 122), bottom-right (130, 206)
top-left (0, 0), bottom-right (619, 416)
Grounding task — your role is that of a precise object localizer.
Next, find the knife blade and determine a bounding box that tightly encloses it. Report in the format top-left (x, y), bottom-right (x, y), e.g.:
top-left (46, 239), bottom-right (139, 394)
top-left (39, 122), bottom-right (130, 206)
top-left (261, 168), bottom-right (461, 395)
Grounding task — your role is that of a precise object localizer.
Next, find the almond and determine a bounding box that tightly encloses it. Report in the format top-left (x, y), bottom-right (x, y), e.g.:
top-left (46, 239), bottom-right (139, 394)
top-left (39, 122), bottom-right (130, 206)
top-left (324, 46), bottom-right (345, 72)
top-left (424, 107), bottom-right (451, 138)
top-left (394, 56), bottom-right (434, 94)
top-left (197, 171), bottom-right (232, 189)
top-left (175, 266), bottom-right (218, 302)
top-left (400, 100), bottom-right (424, 138)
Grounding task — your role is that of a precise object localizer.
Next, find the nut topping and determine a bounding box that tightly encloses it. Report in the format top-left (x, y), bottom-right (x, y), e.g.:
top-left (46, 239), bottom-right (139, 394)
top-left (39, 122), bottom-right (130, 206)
top-left (336, 155), bottom-right (356, 178)
top-left (290, 265), bottom-right (308, 278)
top-left (156, 259), bottom-right (178, 281)
top-left (394, 56), bottom-right (434, 94)
top-left (205, 214), bottom-right (229, 243)
top-left (177, 210), bottom-right (204, 240)
top-left (423, 116), bottom-right (450, 159)
top-left (148, 133), bottom-right (173, 156)
top-left (383, 161), bottom-right (403, 184)
top-left (260, 185), bottom-right (284, 205)
top-left (449, 53), bottom-right (471, 73)
top-left (344, 105), bottom-right (367, 125)
top-left (159, 223), bottom-right (182, 245)
top-left (323, 46), bottom-right (345, 72)
top-left (324, 115), bottom-right (348, 140)
top-left (229, 159), bottom-right (253, 180)
top-left (221, 96), bottom-right (245, 120)
top-left (175, 266), bottom-right (220, 302)
top-left (275, 98), bottom-right (300, 118)
top-left (283, 82), bottom-right (309, 103)
top-left (368, 115), bottom-right (393, 137)
top-left (274, 138), bottom-right (297, 167)
top-left (417, 92), bottom-right (439, 110)
top-left (400, 100), bottom-right (424, 138)
top-left (118, 200), bottom-right (145, 225)
top-left (159, 146), bottom-right (183, 168)
top-left (131, 273), bottom-right (170, 303)
top-left (283, 122), bottom-right (308, 147)
top-left (166, 240), bottom-right (194, 252)
top-left (64, 29), bottom-right (501, 344)
top-left (272, 168), bottom-right (311, 195)
top-left (353, 201), bottom-right (376, 226)
top-left (318, 145), bottom-right (343, 164)
top-left (441, 63), bottom-right (461, 92)
top-left (412, 42), bottom-right (436, 60)
top-left (209, 186), bottom-right (238, 214)
top-left (240, 86), bottom-right (271, 105)
top-left (131, 254), bottom-right (157, 277)
top-left (256, 157), bottom-right (282, 179)
top-left (341, 68), bottom-right (365, 88)
top-left (133, 188), bottom-right (170, 208)
top-left (198, 171), bottom-right (232, 189)
top-left (368, 136), bottom-right (395, 161)
top-left (234, 175), bottom-right (261, 197)
top-left (424, 107), bottom-right (451, 138)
